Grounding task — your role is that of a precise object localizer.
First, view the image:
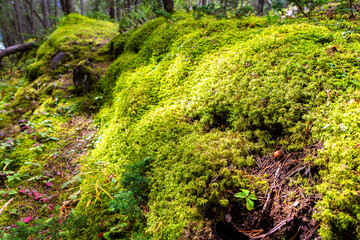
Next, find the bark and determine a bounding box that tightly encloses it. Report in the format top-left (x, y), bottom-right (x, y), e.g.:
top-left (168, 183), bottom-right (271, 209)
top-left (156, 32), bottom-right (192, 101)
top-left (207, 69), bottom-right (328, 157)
top-left (41, 0), bottom-right (50, 28)
top-left (13, 0), bottom-right (25, 42)
top-left (60, 0), bottom-right (75, 15)
top-left (0, 42), bottom-right (37, 60)
top-left (108, 0), bottom-right (115, 19)
top-left (29, 0), bottom-right (35, 34)
top-left (59, 0), bottom-right (67, 14)
top-left (163, 0), bottom-right (174, 12)
top-left (54, 0), bottom-right (58, 18)
top-left (47, 0), bottom-right (52, 25)
top-left (116, 0), bottom-right (121, 21)
top-left (66, 0), bottom-right (75, 13)
top-left (80, 0), bottom-right (85, 15)
top-left (257, 0), bottom-right (265, 15)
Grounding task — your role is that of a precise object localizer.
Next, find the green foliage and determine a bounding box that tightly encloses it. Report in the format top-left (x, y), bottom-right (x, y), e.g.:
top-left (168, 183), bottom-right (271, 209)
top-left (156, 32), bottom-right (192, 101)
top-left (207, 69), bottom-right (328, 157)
top-left (234, 189), bottom-right (257, 210)
top-left (110, 191), bottom-right (142, 218)
top-left (1, 210), bottom-right (87, 240)
top-left (288, 0), bottom-right (331, 17)
top-left (192, 3), bottom-right (216, 19)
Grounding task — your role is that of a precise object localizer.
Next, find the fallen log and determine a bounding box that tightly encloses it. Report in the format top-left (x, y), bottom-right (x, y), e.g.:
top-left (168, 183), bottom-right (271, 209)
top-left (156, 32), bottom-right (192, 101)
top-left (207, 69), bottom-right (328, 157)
top-left (0, 42), bottom-right (37, 60)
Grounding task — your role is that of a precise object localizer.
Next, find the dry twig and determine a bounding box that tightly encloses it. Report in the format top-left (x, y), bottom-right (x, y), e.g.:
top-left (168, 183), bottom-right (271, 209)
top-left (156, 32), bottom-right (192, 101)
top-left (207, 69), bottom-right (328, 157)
top-left (0, 197), bottom-right (14, 216)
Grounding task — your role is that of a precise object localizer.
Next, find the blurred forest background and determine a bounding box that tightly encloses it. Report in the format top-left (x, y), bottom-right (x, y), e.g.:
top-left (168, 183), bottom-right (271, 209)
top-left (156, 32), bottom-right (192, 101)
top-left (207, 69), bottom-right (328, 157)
top-left (0, 0), bottom-right (293, 49)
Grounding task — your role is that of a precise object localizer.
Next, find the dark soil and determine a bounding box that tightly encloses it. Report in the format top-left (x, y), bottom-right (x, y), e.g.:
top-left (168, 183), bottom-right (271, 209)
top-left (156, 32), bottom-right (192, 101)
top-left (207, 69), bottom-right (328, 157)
top-left (196, 143), bottom-right (324, 240)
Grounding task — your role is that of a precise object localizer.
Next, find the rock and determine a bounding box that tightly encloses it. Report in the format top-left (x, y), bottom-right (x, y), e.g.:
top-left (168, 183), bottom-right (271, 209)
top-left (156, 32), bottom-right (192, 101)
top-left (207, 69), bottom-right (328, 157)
top-left (72, 60), bottom-right (99, 93)
top-left (50, 51), bottom-right (64, 70)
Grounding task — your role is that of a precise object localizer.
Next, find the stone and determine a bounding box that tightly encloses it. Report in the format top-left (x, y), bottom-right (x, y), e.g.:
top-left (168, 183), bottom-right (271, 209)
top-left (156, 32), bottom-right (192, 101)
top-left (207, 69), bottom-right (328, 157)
top-left (72, 60), bottom-right (99, 93)
top-left (50, 51), bottom-right (64, 70)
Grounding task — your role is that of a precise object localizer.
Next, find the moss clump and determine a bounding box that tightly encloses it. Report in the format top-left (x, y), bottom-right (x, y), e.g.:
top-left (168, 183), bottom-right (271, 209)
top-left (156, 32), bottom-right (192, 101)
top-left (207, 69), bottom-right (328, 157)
top-left (74, 12), bottom-right (360, 239)
top-left (25, 60), bottom-right (45, 82)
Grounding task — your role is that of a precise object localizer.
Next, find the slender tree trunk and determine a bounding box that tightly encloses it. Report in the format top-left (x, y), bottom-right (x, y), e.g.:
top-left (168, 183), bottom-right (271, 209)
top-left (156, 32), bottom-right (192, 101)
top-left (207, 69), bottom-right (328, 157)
top-left (41, 0), bottom-right (50, 28)
top-left (13, 0), bottom-right (25, 43)
top-left (127, 0), bottom-right (131, 10)
top-left (108, 0), bottom-right (115, 19)
top-left (116, 0), bottom-right (121, 20)
top-left (188, 0), bottom-right (192, 10)
top-left (29, 0), bottom-right (35, 34)
top-left (25, 0), bottom-right (48, 29)
top-left (47, 0), bottom-right (52, 25)
top-left (54, 0), bottom-right (58, 18)
top-left (257, 0), bottom-right (264, 15)
top-left (80, 0), bottom-right (85, 15)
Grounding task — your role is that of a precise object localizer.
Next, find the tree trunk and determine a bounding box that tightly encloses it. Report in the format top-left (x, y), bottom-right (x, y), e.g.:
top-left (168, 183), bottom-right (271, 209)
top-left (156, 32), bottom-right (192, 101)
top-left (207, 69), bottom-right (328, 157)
top-left (108, 0), bottom-right (115, 19)
top-left (80, 0), bottom-right (85, 15)
top-left (41, 0), bottom-right (50, 28)
top-left (59, 0), bottom-right (68, 14)
top-left (116, 0), bottom-right (121, 20)
top-left (257, 0), bottom-right (265, 15)
top-left (29, 0), bottom-right (35, 34)
top-left (47, 0), bottom-right (52, 25)
top-left (25, 0), bottom-right (49, 29)
top-left (13, 0), bottom-right (25, 43)
top-left (163, 0), bottom-right (174, 12)
top-left (66, 0), bottom-right (75, 14)
top-left (0, 42), bottom-right (37, 60)
top-left (54, 0), bottom-right (58, 18)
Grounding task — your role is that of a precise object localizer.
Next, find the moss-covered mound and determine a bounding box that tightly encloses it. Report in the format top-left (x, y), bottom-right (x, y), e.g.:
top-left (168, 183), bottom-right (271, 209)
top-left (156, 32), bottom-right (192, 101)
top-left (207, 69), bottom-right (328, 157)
top-left (2, 12), bottom-right (360, 240)
top-left (76, 13), bottom-right (360, 239)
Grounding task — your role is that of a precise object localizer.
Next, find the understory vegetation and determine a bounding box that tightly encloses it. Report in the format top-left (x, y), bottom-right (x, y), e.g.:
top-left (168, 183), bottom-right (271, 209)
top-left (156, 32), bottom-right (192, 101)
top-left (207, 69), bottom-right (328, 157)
top-left (1, 8), bottom-right (360, 240)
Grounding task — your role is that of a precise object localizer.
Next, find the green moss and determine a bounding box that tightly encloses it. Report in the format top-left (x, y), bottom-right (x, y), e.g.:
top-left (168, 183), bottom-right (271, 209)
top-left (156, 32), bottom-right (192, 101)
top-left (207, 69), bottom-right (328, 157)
top-left (124, 17), bottom-right (166, 53)
top-left (74, 13), bottom-right (360, 239)
top-left (25, 60), bottom-right (45, 82)
top-left (310, 95), bottom-right (360, 239)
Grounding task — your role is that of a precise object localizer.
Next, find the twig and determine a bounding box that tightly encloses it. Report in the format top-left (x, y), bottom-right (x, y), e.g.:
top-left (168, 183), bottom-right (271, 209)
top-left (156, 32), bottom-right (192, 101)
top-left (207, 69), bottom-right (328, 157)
top-left (252, 215), bottom-right (295, 240)
top-left (0, 197), bottom-right (14, 216)
top-left (256, 163), bottom-right (282, 228)
top-left (304, 221), bottom-right (322, 240)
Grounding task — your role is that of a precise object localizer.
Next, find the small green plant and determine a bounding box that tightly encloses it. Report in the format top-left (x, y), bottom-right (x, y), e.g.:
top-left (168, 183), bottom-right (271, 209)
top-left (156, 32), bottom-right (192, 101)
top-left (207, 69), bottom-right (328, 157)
top-left (234, 189), bottom-right (257, 210)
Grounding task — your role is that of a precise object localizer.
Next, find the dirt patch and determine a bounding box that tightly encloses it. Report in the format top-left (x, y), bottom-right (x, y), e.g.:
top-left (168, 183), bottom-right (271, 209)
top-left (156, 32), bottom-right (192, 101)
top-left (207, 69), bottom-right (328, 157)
top-left (197, 143), bottom-right (323, 240)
